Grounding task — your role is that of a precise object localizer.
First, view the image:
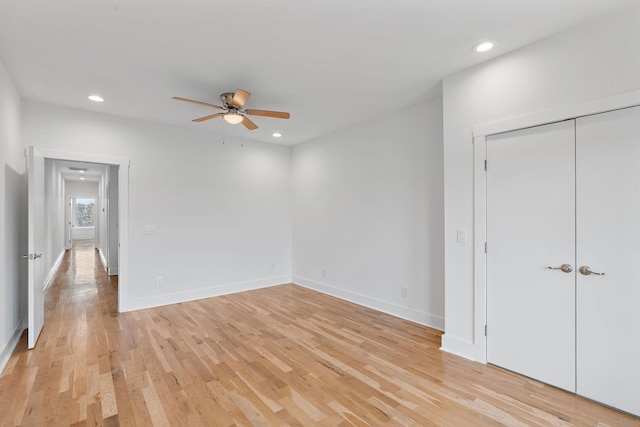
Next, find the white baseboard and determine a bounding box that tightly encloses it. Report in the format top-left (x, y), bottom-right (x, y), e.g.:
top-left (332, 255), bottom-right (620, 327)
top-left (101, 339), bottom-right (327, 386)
top-left (0, 323), bottom-right (24, 375)
top-left (292, 276), bottom-right (444, 331)
top-left (126, 275), bottom-right (292, 312)
top-left (43, 249), bottom-right (65, 292)
top-left (440, 334), bottom-right (478, 361)
top-left (98, 249), bottom-right (107, 270)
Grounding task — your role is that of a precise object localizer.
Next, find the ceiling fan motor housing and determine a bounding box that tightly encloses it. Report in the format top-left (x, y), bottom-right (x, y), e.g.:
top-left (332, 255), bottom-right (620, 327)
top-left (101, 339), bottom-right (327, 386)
top-left (220, 92), bottom-right (235, 108)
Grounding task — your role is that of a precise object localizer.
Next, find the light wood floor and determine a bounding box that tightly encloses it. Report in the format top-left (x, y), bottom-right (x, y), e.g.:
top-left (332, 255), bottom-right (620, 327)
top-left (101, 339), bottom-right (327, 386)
top-left (1, 247), bottom-right (638, 426)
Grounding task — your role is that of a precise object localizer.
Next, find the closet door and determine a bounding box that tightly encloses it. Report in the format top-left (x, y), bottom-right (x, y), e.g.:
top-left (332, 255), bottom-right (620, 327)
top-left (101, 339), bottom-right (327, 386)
top-left (486, 120), bottom-right (576, 392)
top-left (576, 106), bottom-right (640, 416)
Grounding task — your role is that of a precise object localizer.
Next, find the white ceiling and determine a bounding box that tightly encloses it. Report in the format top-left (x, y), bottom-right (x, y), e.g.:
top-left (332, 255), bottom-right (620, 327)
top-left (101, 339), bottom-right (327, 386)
top-left (0, 0), bottom-right (633, 145)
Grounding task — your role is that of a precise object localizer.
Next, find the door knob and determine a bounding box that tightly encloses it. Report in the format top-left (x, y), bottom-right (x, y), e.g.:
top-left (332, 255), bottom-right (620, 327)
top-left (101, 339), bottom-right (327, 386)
top-left (579, 266), bottom-right (605, 276)
top-left (547, 264), bottom-right (573, 273)
top-left (34, 253), bottom-right (43, 259)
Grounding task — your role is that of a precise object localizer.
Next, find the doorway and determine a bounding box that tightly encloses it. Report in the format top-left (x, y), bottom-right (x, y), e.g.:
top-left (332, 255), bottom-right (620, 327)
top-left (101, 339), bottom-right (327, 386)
top-left (36, 148), bottom-right (129, 311)
top-left (69, 197), bottom-right (97, 246)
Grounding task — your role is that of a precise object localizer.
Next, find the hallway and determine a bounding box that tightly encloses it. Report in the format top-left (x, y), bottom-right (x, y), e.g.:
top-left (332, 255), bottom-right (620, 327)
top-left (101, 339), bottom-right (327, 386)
top-left (1, 245), bottom-right (639, 426)
top-left (1, 242), bottom-right (119, 425)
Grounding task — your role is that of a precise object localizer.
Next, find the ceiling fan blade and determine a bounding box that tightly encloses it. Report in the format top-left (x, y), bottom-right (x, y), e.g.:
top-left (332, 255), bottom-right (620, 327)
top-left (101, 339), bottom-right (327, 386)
top-left (245, 109), bottom-right (290, 119)
top-left (242, 116), bottom-right (258, 130)
top-left (173, 97), bottom-right (223, 109)
top-left (193, 113), bottom-right (224, 122)
top-left (231, 89), bottom-right (251, 108)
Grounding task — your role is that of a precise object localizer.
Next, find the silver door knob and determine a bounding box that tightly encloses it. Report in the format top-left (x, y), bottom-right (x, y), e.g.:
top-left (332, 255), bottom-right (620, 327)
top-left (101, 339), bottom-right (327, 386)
top-left (547, 264), bottom-right (573, 273)
top-left (579, 266), bottom-right (605, 276)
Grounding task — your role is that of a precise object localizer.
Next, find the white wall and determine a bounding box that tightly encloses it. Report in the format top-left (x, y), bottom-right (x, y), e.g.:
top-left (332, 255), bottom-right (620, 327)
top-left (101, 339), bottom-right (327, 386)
top-left (0, 60), bottom-right (25, 370)
top-left (22, 101), bottom-right (292, 311)
top-left (292, 100), bottom-right (445, 329)
top-left (44, 159), bottom-right (66, 281)
top-left (97, 167), bottom-right (108, 255)
top-left (66, 179), bottom-right (99, 198)
top-left (442, 4), bottom-right (640, 359)
top-left (107, 165), bottom-right (119, 274)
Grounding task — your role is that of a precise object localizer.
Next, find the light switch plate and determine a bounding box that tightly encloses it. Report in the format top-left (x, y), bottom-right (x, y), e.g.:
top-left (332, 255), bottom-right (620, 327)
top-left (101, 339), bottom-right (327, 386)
top-left (145, 224), bottom-right (156, 235)
top-left (457, 229), bottom-right (467, 243)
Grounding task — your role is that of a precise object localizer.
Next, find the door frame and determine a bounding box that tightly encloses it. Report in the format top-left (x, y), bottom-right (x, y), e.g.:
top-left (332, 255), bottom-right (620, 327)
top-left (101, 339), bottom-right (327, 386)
top-left (469, 89), bottom-right (640, 363)
top-left (37, 148), bottom-right (130, 313)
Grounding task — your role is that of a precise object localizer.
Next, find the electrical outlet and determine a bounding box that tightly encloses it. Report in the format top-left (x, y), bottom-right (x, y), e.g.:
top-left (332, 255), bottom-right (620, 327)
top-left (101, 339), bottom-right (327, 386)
top-left (322, 268), bottom-right (327, 278)
top-left (156, 276), bottom-right (163, 286)
top-left (401, 287), bottom-right (408, 298)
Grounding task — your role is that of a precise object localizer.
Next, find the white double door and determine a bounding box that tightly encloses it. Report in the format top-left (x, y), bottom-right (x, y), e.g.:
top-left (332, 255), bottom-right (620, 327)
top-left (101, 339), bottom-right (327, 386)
top-left (486, 106), bottom-right (640, 416)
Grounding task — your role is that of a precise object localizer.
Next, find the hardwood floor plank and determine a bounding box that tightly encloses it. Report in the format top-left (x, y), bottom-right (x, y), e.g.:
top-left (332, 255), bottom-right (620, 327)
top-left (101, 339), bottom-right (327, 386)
top-left (1, 245), bottom-right (639, 426)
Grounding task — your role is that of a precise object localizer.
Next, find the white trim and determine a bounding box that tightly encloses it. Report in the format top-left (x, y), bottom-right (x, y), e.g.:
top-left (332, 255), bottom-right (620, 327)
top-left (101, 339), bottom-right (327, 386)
top-left (127, 276), bottom-right (291, 311)
top-left (293, 276), bottom-right (445, 331)
top-left (35, 148), bottom-right (130, 313)
top-left (37, 149), bottom-right (129, 168)
top-left (470, 88), bottom-right (640, 364)
top-left (473, 89), bottom-right (640, 138)
top-left (0, 324), bottom-right (24, 375)
top-left (440, 334), bottom-right (477, 361)
top-left (43, 249), bottom-right (65, 292)
top-left (473, 135), bottom-right (488, 363)
top-left (117, 163), bottom-right (129, 312)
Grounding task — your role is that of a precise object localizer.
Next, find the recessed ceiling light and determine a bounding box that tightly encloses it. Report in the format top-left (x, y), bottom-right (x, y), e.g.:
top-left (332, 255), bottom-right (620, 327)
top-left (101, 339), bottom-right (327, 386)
top-left (80, 177), bottom-right (85, 180)
top-left (474, 41), bottom-right (494, 53)
top-left (88, 95), bottom-right (104, 102)
top-left (272, 132), bottom-right (282, 138)
top-left (79, 170), bottom-right (85, 174)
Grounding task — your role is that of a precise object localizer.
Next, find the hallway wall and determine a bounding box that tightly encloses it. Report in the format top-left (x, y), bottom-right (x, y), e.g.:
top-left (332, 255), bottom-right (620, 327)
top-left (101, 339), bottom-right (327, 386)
top-left (0, 60), bottom-right (25, 368)
top-left (107, 165), bottom-right (119, 275)
top-left (44, 159), bottom-right (66, 282)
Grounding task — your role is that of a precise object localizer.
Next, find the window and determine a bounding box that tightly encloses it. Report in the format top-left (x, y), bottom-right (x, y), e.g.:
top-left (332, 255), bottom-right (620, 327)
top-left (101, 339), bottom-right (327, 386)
top-left (75, 198), bottom-right (95, 227)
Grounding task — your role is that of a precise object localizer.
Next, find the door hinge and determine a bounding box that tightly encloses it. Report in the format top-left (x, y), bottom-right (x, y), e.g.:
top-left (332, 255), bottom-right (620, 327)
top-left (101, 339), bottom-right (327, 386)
top-left (484, 160), bottom-right (487, 171)
top-left (484, 242), bottom-right (487, 253)
top-left (485, 325), bottom-right (487, 336)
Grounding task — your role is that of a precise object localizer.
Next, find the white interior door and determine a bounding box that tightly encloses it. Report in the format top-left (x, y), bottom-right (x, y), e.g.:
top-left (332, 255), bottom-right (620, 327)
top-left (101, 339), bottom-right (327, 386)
top-left (486, 120), bottom-right (576, 392)
top-left (67, 197), bottom-right (72, 249)
top-left (576, 106), bottom-right (640, 416)
top-left (27, 146), bottom-right (46, 349)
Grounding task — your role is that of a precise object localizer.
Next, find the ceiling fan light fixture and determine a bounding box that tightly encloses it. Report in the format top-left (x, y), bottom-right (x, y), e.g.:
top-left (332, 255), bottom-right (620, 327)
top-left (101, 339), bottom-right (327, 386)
top-left (223, 113), bottom-right (244, 124)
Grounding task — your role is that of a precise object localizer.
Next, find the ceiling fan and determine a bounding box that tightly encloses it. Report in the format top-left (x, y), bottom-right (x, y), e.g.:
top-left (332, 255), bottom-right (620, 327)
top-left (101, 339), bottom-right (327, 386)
top-left (173, 89), bottom-right (290, 130)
